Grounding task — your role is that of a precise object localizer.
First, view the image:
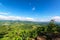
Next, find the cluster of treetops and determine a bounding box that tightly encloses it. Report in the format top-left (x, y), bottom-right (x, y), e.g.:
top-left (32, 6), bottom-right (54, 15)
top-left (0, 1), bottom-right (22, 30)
top-left (0, 20), bottom-right (60, 40)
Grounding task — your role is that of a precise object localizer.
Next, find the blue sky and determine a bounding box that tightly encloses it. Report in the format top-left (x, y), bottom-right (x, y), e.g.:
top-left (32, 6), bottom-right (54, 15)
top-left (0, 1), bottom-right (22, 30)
top-left (0, 0), bottom-right (60, 22)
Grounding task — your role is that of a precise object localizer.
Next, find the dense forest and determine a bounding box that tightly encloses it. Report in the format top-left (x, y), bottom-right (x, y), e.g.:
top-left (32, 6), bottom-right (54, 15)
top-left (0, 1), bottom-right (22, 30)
top-left (0, 20), bottom-right (60, 40)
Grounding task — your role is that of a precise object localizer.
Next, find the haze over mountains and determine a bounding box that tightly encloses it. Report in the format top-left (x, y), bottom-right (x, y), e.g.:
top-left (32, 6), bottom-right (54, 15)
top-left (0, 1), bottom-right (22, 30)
top-left (0, 14), bottom-right (60, 22)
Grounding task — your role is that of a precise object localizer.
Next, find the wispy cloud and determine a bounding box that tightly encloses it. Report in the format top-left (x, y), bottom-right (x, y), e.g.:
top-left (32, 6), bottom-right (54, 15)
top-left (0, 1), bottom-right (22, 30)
top-left (0, 15), bottom-right (48, 22)
top-left (52, 16), bottom-right (60, 22)
top-left (32, 7), bottom-right (35, 11)
top-left (0, 2), bottom-right (4, 7)
top-left (0, 2), bottom-right (6, 9)
top-left (0, 3), bottom-right (2, 6)
top-left (0, 12), bottom-right (60, 22)
top-left (0, 15), bottom-right (55, 22)
top-left (0, 12), bottom-right (9, 15)
top-left (0, 15), bottom-right (35, 21)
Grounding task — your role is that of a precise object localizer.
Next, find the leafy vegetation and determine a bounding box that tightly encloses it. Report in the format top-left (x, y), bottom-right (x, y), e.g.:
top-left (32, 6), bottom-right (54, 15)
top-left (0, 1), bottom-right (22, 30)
top-left (0, 20), bottom-right (60, 40)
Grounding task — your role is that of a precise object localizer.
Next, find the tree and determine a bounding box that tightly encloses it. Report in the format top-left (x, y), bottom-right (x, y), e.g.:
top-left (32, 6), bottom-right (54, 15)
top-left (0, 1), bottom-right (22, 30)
top-left (47, 19), bottom-right (56, 33)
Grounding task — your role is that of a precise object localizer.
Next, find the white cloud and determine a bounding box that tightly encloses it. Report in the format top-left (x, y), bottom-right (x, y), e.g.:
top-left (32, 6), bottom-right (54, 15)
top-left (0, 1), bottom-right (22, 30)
top-left (0, 15), bottom-right (35, 21)
top-left (35, 18), bottom-right (50, 22)
top-left (52, 16), bottom-right (60, 22)
top-left (0, 12), bottom-right (60, 22)
top-left (0, 14), bottom-right (51, 22)
top-left (0, 12), bottom-right (9, 15)
top-left (0, 15), bottom-right (47, 22)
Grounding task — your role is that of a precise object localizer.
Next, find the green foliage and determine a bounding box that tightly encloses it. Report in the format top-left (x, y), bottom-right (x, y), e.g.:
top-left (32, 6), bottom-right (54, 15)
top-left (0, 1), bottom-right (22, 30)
top-left (47, 20), bottom-right (58, 33)
top-left (0, 20), bottom-right (60, 40)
